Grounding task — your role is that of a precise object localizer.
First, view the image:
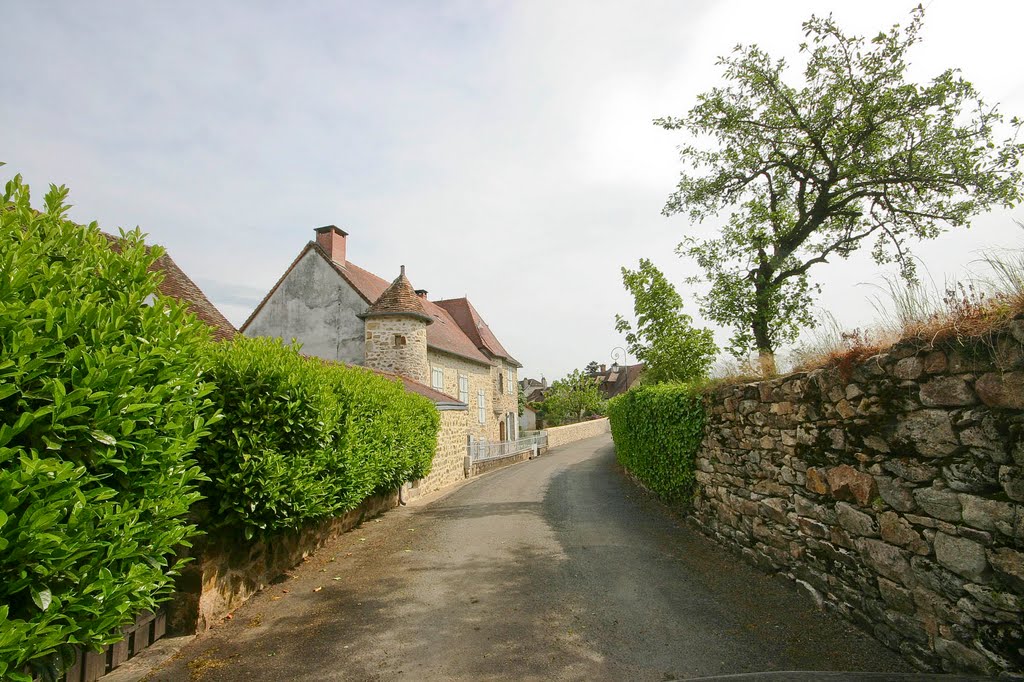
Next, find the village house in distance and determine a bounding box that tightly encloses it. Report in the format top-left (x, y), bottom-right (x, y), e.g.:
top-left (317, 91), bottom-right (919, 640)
top-left (242, 226), bottom-right (522, 490)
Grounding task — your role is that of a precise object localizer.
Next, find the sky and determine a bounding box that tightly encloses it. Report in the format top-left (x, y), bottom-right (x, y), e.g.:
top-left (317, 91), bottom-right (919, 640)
top-left (5, 1), bottom-right (1024, 381)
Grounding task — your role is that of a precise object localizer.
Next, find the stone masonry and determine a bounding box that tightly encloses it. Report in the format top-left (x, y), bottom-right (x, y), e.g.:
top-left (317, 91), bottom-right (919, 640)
top-left (692, 320), bottom-right (1024, 675)
top-left (364, 316), bottom-right (429, 384)
top-left (409, 408), bottom-right (470, 498)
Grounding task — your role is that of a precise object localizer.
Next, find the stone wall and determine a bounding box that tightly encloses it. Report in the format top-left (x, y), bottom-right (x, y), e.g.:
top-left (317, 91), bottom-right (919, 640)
top-left (546, 417), bottom-right (611, 449)
top-left (691, 323), bottom-right (1024, 675)
top-left (408, 408), bottom-right (470, 498)
top-left (168, 490), bottom-right (398, 633)
top-left (365, 315), bottom-right (429, 385)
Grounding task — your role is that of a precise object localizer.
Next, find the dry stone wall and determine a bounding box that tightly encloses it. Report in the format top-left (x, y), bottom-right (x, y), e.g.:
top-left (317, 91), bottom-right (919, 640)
top-left (692, 321), bottom-right (1024, 675)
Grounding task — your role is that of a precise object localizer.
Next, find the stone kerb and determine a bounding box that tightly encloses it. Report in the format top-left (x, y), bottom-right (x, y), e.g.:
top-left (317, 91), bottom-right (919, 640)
top-left (546, 418), bottom-right (611, 449)
top-left (690, 322), bottom-right (1024, 676)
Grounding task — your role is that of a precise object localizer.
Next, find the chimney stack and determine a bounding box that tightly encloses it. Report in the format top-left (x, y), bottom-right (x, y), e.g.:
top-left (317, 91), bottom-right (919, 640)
top-left (315, 225), bottom-right (348, 264)
top-left (600, 364), bottom-right (606, 373)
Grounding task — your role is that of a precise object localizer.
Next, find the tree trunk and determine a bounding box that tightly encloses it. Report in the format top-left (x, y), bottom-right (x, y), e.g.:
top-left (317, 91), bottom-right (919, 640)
top-left (751, 275), bottom-right (778, 377)
top-left (756, 348), bottom-right (777, 377)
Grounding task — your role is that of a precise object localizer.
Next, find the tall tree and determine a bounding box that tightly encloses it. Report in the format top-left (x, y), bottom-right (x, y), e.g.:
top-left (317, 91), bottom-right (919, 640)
top-left (657, 7), bottom-right (1023, 373)
top-left (542, 369), bottom-right (604, 425)
top-left (584, 360), bottom-right (601, 375)
top-left (615, 259), bottom-right (717, 384)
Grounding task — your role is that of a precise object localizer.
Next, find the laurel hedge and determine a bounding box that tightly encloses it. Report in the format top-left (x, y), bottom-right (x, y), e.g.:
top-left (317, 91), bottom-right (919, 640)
top-left (197, 337), bottom-right (439, 535)
top-left (0, 176), bottom-right (216, 679)
top-left (607, 383), bottom-right (706, 504)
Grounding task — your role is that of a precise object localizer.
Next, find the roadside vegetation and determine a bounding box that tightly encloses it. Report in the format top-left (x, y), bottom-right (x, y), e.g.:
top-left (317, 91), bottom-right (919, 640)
top-left (0, 175), bottom-right (439, 678)
top-left (655, 6), bottom-right (1022, 375)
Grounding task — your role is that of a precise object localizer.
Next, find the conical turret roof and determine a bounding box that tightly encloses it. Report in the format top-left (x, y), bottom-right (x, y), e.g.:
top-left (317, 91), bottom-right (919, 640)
top-left (358, 265), bottom-right (433, 324)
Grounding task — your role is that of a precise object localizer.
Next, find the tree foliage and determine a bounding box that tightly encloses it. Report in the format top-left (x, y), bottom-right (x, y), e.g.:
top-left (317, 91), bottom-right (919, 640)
top-left (541, 369), bottom-right (604, 426)
top-left (615, 259), bottom-right (717, 383)
top-left (0, 176), bottom-right (216, 679)
top-left (657, 7), bottom-right (1024, 371)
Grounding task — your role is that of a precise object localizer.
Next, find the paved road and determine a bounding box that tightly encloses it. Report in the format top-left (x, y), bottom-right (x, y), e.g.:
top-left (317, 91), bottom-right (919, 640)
top-left (152, 434), bottom-right (912, 681)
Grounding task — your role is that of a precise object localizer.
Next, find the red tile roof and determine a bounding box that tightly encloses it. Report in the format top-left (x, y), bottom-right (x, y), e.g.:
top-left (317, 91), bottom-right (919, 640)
top-left (435, 297), bottom-right (521, 367)
top-left (104, 233), bottom-right (236, 341)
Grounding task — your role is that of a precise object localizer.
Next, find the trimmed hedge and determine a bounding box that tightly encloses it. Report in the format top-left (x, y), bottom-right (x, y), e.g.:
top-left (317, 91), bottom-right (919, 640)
top-left (0, 177), bottom-right (216, 679)
top-left (607, 384), bottom-right (705, 504)
top-left (197, 337), bottom-right (439, 535)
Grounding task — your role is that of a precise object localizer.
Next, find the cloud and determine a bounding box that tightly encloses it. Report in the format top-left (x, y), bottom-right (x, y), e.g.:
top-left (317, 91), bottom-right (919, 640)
top-left (4, 0), bottom-right (1023, 379)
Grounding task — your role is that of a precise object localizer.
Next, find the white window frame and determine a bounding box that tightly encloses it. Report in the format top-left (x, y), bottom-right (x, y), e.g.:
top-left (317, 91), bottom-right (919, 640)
top-left (431, 367), bottom-right (444, 391)
top-left (458, 374), bottom-right (469, 403)
top-left (477, 389), bottom-right (486, 424)
top-left (507, 369), bottom-right (514, 394)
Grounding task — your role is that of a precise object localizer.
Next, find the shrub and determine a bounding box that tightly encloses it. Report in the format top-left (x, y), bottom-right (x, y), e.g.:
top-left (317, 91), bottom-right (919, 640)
top-left (607, 384), bottom-right (705, 504)
top-left (197, 337), bottom-right (439, 535)
top-left (0, 176), bottom-right (216, 679)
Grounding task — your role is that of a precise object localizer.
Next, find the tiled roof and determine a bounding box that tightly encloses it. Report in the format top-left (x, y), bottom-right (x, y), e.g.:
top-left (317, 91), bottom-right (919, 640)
top-left (104, 233), bottom-right (236, 341)
top-left (434, 297), bottom-right (522, 367)
top-left (359, 266), bottom-right (433, 324)
top-left (240, 241), bottom-right (502, 366)
top-left (312, 245), bottom-right (493, 365)
top-left (593, 363), bottom-right (645, 399)
top-left (310, 356), bottom-right (467, 410)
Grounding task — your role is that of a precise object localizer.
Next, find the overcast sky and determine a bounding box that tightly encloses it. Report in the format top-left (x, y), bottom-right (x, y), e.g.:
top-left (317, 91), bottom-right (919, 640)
top-left (5, 1), bottom-right (1024, 381)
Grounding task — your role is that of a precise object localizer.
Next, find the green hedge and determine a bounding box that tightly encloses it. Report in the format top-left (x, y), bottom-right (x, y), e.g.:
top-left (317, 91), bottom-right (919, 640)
top-left (0, 177), bottom-right (216, 679)
top-left (607, 384), bottom-right (706, 504)
top-left (197, 337), bottom-right (439, 535)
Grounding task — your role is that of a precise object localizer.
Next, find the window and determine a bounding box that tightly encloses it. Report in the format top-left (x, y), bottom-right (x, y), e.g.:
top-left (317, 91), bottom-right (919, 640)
top-left (432, 367), bottom-right (444, 391)
top-left (507, 369), bottom-right (514, 394)
top-left (393, 334), bottom-right (406, 348)
top-left (458, 374), bottom-right (469, 403)
top-left (497, 371), bottom-right (504, 394)
top-left (477, 389), bottom-right (486, 424)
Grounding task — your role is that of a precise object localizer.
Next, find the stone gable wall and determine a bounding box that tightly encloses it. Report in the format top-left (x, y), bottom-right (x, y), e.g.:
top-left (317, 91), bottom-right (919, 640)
top-left (692, 320), bottom-right (1024, 675)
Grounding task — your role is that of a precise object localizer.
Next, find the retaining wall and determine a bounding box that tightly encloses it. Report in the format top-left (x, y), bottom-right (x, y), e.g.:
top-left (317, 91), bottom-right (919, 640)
top-left (692, 321), bottom-right (1024, 675)
top-left (546, 417), bottom-right (610, 449)
top-left (168, 490), bottom-right (398, 633)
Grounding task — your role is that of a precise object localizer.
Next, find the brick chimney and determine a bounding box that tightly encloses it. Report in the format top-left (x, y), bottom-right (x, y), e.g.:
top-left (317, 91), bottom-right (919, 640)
top-left (315, 225), bottom-right (348, 264)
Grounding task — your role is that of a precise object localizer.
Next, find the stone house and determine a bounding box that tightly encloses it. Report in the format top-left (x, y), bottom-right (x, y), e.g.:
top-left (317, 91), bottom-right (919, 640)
top-left (241, 226), bottom-right (523, 493)
top-left (587, 362), bottom-right (645, 399)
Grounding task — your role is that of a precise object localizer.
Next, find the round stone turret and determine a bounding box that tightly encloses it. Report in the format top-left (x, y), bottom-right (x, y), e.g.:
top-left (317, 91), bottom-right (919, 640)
top-left (358, 266), bottom-right (432, 383)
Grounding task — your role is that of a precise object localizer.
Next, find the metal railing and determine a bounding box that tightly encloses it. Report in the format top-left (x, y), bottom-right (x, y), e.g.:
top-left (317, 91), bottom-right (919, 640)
top-left (468, 432), bottom-right (548, 463)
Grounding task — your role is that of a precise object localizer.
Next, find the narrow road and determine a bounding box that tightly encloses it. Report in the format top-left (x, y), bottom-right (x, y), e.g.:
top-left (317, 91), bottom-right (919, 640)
top-left (153, 434), bottom-right (911, 681)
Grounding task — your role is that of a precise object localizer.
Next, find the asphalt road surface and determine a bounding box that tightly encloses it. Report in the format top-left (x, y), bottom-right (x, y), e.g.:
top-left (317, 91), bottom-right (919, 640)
top-left (152, 433), bottom-right (914, 681)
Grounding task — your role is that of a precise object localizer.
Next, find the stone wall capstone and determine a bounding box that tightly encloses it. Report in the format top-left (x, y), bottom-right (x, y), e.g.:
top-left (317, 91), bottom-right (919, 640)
top-left (691, 323), bottom-right (1024, 676)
